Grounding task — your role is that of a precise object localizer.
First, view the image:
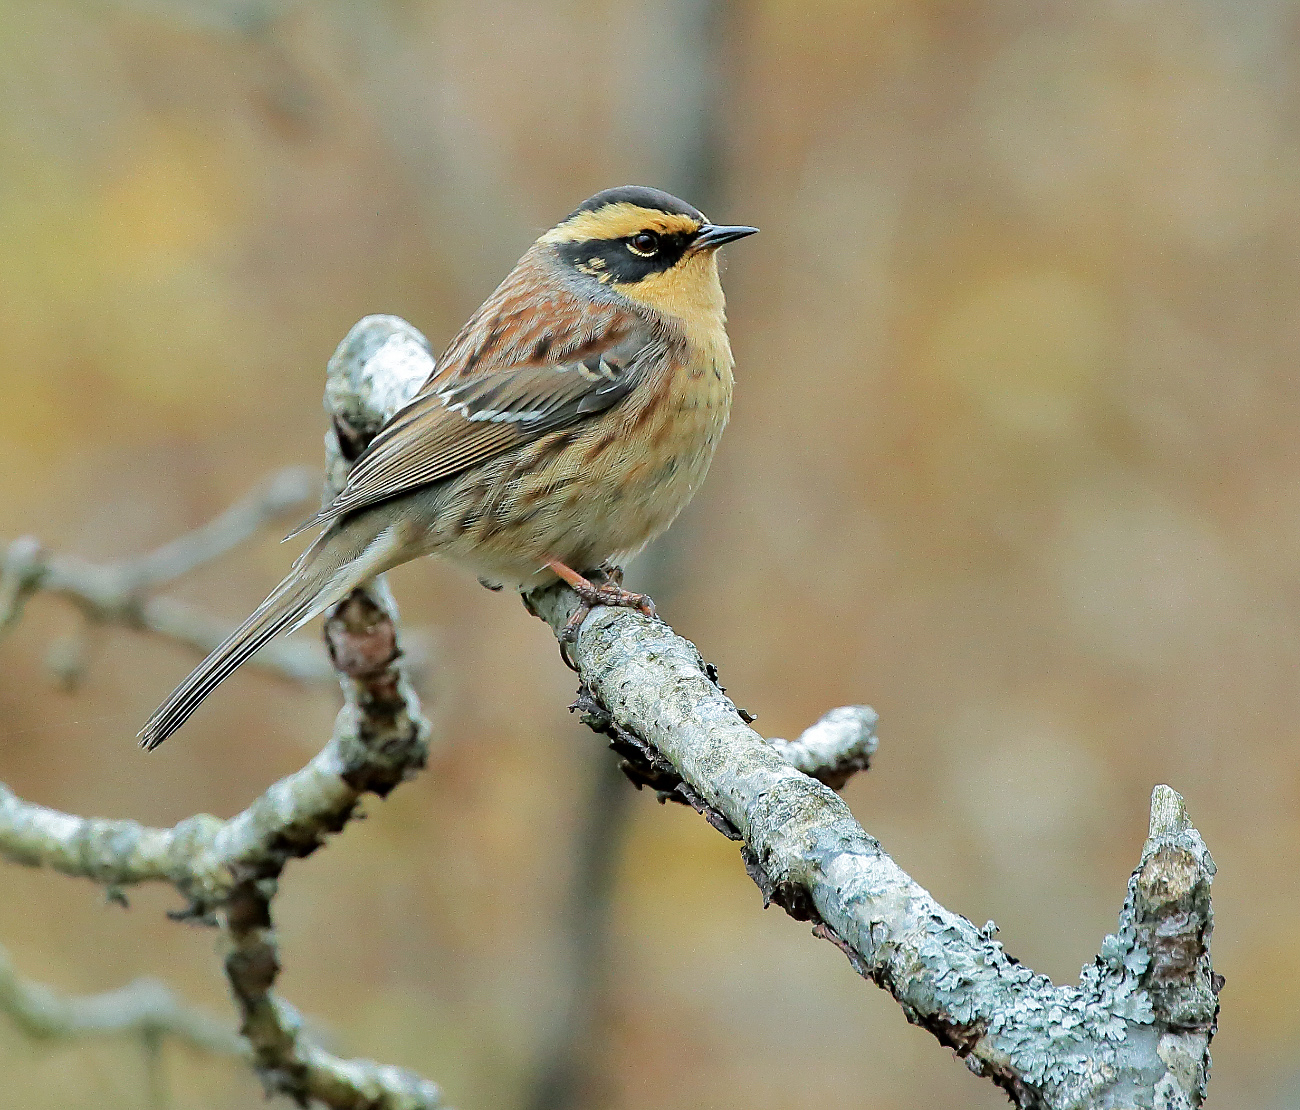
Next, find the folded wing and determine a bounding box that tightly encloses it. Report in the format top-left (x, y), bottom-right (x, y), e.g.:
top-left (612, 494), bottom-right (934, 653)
top-left (292, 300), bottom-right (662, 535)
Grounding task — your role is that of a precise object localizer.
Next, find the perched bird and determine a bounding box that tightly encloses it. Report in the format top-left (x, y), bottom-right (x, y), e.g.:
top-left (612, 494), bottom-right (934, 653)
top-left (140, 186), bottom-right (756, 750)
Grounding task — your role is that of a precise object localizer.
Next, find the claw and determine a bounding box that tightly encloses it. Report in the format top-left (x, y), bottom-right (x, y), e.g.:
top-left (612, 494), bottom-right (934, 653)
top-left (561, 602), bottom-right (591, 645)
top-left (545, 559), bottom-right (658, 651)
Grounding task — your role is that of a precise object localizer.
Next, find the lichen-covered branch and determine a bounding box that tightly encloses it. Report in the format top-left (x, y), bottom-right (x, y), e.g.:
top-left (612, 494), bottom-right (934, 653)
top-left (1, 308), bottom-right (1220, 1109)
top-left (0, 781), bottom-right (213, 890)
top-left (269, 313), bottom-right (1221, 1108)
top-left (0, 316), bottom-right (444, 1109)
top-left (766, 705), bottom-right (877, 790)
top-left (528, 587), bottom-right (1218, 1110)
top-left (219, 314), bottom-right (438, 1108)
top-left (0, 588), bottom-right (431, 921)
top-left (0, 618), bottom-right (439, 1106)
top-left (0, 620), bottom-right (430, 909)
top-left (224, 871), bottom-right (442, 1110)
top-left (0, 466), bottom-right (333, 685)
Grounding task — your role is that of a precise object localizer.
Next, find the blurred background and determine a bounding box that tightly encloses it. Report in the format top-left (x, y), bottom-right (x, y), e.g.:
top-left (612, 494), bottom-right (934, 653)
top-left (1, 0), bottom-right (1297, 1106)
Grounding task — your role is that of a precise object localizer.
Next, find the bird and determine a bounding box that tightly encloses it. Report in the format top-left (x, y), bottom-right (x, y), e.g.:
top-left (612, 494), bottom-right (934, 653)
top-left (140, 185), bottom-right (757, 750)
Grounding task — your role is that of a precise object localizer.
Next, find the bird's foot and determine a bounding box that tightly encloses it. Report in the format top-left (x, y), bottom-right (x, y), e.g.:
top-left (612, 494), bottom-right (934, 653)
top-left (561, 584), bottom-right (657, 642)
top-left (545, 560), bottom-right (657, 647)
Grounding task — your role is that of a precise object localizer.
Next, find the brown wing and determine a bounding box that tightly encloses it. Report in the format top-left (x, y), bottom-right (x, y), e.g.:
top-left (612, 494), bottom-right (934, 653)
top-left (294, 261), bottom-right (661, 534)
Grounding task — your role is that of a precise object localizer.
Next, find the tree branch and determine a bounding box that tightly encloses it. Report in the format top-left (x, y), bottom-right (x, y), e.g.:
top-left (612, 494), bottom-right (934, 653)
top-left (0, 940), bottom-right (246, 1056)
top-left (0, 580), bottom-right (441, 1106)
top-left (525, 587), bottom-right (1219, 1110)
top-left (0, 620), bottom-right (430, 907)
top-left (0, 466), bottom-right (334, 685)
top-left (0, 314), bottom-right (445, 1108)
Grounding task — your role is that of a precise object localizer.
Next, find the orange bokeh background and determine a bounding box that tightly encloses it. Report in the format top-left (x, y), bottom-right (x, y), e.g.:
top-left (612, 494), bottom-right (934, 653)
top-left (1, 3), bottom-right (1297, 1107)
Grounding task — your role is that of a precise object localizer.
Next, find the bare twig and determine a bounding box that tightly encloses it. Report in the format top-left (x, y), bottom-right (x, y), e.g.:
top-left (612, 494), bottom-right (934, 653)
top-left (527, 587), bottom-right (1219, 1110)
top-left (0, 316), bottom-right (444, 1109)
top-left (0, 657), bottom-right (430, 911)
top-left (0, 466), bottom-right (334, 684)
top-left (0, 579), bottom-right (439, 1105)
top-left (221, 314), bottom-right (439, 1108)
top-left (129, 466), bottom-right (318, 586)
top-left (766, 705), bottom-right (877, 790)
top-left (224, 870), bottom-right (443, 1110)
top-left (0, 940), bottom-right (246, 1056)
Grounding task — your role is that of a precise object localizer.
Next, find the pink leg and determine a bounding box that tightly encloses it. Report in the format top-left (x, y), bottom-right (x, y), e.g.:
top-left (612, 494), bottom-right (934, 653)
top-left (545, 559), bottom-right (657, 644)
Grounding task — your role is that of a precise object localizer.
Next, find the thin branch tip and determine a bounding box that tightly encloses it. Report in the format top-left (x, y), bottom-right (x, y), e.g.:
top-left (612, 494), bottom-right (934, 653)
top-left (767, 704), bottom-right (879, 789)
top-left (0, 468), bottom-right (334, 683)
top-left (0, 941), bottom-right (247, 1056)
top-left (1149, 784), bottom-right (1191, 839)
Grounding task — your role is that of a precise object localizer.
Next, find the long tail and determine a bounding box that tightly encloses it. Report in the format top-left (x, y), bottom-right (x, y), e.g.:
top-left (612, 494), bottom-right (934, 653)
top-left (138, 514), bottom-right (399, 751)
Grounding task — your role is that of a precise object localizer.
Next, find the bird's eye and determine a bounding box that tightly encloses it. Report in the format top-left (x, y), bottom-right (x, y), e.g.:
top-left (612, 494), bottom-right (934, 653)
top-left (628, 231), bottom-right (660, 256)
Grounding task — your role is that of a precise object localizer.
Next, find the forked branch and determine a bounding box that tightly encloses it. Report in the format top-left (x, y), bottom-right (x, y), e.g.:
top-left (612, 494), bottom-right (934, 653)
top-left (0, 316), bottom-right (443, 1109)
top-left (0, 312), bottom-right (1219, 1109)
top-left (316, 314), bottom-right (1224, 1107)
top-left (526, 586), bottom-right (1219, 1109)
top-left (0, 466), bottom-right (333, 685)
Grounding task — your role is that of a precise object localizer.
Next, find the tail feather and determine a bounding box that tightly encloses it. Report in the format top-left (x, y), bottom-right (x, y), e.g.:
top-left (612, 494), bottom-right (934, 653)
top-left (139, 517), bottom-right (396, 751)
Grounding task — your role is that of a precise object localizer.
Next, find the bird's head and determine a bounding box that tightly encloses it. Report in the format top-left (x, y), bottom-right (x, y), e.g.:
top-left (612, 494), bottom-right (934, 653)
top-left (540, 186), bottom-right (757, 325)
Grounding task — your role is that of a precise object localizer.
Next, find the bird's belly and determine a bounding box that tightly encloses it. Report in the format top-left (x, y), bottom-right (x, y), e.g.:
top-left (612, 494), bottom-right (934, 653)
top-left (413, 382), bottom-right (730, 590)
top-left (578, 420), bottom-right (717, 554)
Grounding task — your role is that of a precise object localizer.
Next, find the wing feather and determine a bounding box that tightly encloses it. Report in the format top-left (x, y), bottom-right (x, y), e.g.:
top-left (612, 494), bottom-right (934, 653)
top-left (291, 267), bottom-right (662, 535)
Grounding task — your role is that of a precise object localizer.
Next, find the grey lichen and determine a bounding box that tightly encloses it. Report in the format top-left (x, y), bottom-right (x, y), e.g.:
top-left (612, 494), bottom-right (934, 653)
top-left (0, 315), bottom-right (444, 1110)
top-left (766, 705), bottom-right (878, 789)
top-left (527, 573), bottom-right (1219, 1110)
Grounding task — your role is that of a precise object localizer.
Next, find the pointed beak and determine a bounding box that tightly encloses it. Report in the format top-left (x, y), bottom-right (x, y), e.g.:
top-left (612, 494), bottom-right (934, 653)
top-left (693, 223), bottom-right (760, 251)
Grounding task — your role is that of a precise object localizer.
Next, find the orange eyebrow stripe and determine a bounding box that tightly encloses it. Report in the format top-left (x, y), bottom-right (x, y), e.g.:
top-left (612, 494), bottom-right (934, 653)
top-left (540, 203), bottom-right (702, 244)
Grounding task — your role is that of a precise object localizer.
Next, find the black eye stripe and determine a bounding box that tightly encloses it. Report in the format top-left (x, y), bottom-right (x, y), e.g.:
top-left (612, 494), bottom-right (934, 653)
top-left (558, 231), bottom-right (692, 284)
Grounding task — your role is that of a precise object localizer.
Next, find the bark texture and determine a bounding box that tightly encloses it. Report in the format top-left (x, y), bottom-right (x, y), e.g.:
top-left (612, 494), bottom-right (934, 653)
top-left (1, 312), bottom-right (1219, 1109)
top-left (0, 314), bottom-right (443, 1109)
top-left (527, 583), bottom-right (1218, 1109)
